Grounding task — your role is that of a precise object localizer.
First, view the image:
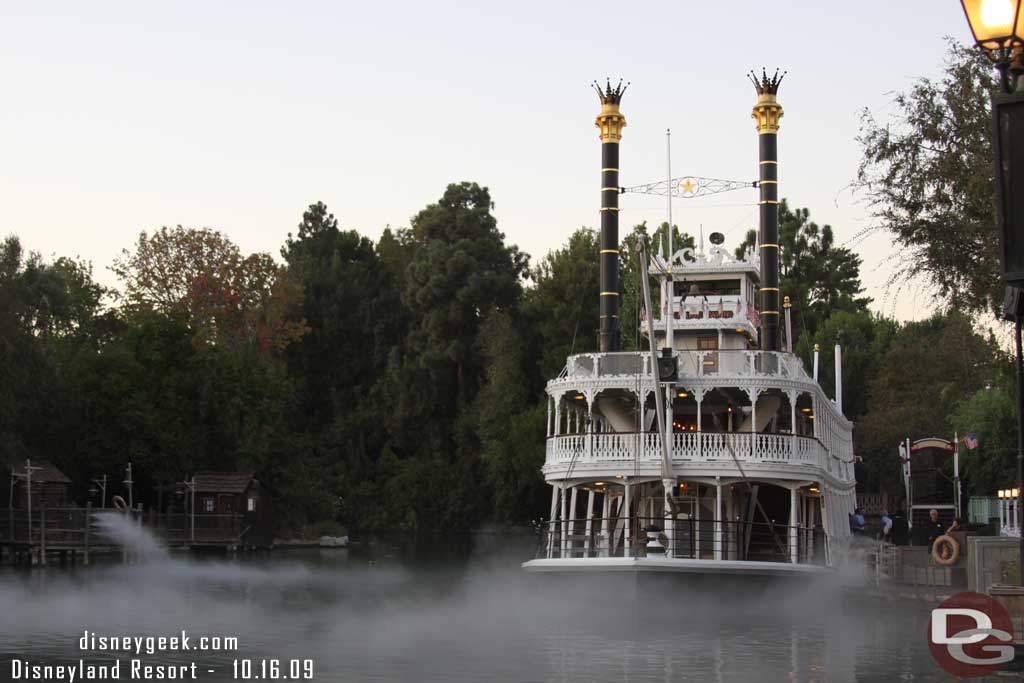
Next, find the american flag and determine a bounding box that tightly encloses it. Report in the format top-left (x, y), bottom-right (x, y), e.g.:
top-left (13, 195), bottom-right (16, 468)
top-left (963, 433), bottom-right (979, 450)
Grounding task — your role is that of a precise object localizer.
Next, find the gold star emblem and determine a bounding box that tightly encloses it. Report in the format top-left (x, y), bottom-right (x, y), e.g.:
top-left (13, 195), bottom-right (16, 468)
top-left (680, 178), bottom-right (696, 196)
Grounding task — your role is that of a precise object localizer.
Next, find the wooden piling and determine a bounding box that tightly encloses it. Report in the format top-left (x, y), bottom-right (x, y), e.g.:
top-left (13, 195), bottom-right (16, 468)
top-left (84, 502), bottom-right (91, 566)
top-left (40, 506), bottom-right (47, 567)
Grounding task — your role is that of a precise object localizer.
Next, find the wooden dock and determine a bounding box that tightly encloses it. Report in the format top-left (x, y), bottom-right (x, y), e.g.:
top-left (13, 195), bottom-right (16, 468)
top-left (0, 505), bottom-right (248, 566)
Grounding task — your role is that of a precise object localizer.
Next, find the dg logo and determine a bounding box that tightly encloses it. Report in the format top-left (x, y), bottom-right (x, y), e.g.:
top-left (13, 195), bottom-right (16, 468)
top-left (928, 591), bottom-right (1016, 678)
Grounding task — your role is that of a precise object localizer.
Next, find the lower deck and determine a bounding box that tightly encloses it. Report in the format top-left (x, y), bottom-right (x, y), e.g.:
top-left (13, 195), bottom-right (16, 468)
top-left (522, 556), bottom-right (833, 577)
top-left (533, 476), bottom-right (854, 570)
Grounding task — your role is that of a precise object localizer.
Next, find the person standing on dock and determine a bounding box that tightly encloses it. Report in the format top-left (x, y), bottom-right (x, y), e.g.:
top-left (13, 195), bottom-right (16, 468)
top-left (850, 508), bottom-right (866, 535)
top-left (924, 509), bottom-right (945, 548)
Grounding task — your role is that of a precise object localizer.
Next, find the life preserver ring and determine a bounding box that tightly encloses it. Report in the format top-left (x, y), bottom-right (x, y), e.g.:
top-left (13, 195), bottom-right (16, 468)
top-left (932, 534), bottom-right (960, 565)
top-left (112, 495), bottom-right (128, 510)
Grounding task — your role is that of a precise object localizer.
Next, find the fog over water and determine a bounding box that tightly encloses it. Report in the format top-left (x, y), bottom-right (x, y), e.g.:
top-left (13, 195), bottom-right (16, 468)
top-left (0, 519), bottom-right (952, 682)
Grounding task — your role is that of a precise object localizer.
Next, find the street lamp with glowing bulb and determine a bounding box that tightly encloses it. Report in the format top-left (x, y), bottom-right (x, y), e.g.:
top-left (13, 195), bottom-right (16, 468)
top-left (960, 0), bottom-right (1024, 585)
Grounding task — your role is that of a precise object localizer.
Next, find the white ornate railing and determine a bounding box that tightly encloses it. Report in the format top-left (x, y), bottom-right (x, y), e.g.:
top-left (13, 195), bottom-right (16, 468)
top-left (545, 432), bottom-right (845, 479)
top-left (562, 350), bottom-right (811, 382)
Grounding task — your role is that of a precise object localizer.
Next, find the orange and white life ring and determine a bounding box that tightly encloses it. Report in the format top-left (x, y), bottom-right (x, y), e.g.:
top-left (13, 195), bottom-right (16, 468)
top-left (112, 495), bottom-right (128, 510)
top-left (932, 534), bottom-right (960, 566)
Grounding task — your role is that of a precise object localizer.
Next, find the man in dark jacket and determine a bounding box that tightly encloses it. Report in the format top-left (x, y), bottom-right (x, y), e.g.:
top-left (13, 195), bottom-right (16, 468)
top-left (924, 508), bottom-right (945, 548)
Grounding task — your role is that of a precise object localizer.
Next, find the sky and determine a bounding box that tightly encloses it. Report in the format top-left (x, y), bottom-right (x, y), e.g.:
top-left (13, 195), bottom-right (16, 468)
top-left (0, 1), bottom-right (978, 321)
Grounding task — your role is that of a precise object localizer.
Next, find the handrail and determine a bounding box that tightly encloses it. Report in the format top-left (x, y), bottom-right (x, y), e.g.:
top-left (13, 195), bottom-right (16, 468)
top-left (544, 431), bottom-right (853, 481)
top-left (535, 516), bottom-right (828, 565)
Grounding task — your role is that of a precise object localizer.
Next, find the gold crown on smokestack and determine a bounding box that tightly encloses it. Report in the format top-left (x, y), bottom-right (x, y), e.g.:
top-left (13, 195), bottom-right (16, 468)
top-left (594, 78), bottom-right (628, 142)
top-left (592, 78), bottom-right (629, 105)
top-left (748, 68), bottom-right (786, 96)
top-left (750, 68), bottom-right (785, 134)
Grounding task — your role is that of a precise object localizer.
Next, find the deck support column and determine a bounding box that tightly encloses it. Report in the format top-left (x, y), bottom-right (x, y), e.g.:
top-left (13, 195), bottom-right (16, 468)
top-left (809, 496), bottom-right (816, 560)
top-left (586, 396), bottom-right (594, 461)
top-left (624, 481), bottom-right (632, 558)
top-left (547, 486), bottom-right (558, 558)
top-left (584, 490), bottom-right (595, 557)
top-left (561, 483), bottom-right (569, 558)
top-left (715, 478), bottom-right (723, 560)
top-left (790, 487), bottom-right (799, 563)
top-left (694, 484), bottom-right (701, 559)
top-left (554, 401), bottom-right (562, 437)
top-left (750, 389), bottom-right (757, 456)
top-left (601, 492), bottom-right (611, 557)
top-left (569, 487), bottom-right (579, 557)
top-left (696, 395), bottom-right (703, 461)
top-left (788, 390), bottom-right (798, 460)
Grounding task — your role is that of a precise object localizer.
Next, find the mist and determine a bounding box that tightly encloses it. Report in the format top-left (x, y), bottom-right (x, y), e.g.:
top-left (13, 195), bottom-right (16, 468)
top-left (0, 522), bottom-right (942, 682)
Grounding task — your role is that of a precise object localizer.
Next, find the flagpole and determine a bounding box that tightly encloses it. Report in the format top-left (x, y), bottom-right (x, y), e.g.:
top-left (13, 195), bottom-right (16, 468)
top-left (954, 431), bottom-right (960, 520)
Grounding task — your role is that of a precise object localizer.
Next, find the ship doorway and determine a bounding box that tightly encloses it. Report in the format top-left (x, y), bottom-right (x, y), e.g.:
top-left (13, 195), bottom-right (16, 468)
top-left (732, 482), bottom-right (793, 561)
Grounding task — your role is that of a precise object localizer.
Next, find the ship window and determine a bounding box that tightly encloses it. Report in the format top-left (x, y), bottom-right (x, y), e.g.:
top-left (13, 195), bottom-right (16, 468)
top-left (203, 497), bottom-right (214, 513)
top-left (247, 497), bottom-right (256, 512)
top-left (698, 337), bottom-right (718, 373)
top-left (676, 280), bottom-right (741, 297)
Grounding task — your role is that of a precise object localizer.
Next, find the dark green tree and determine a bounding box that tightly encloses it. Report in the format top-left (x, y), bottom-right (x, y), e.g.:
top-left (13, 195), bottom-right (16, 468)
top-left (737, 200), bottom-right (870, 345)
top-left (950, 379), bottom-right (1018, 497)
top-left (796, 310), bottom-right (898, 423)
top-left (855, 312), bottom-right (1004, 492)
top-left (523, 228), bottom-right (600, 380)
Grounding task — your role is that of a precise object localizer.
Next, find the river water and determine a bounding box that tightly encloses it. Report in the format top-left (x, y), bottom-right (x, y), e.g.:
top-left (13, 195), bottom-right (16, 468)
top-left (0, 522), bottom-right (979, 682)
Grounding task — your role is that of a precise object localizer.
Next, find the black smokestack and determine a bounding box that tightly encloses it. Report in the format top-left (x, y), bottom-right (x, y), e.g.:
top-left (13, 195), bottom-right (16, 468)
top-left (593, 79), bottom-right (628, 353)
top-left (749, 69), bottom-right (785, 352)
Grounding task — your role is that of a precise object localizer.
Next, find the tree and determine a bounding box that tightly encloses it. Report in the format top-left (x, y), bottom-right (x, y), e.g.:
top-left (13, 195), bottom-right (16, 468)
top-left (282, 202), bottom-right (405, 430)
top-left (796, 310), bottom-right (898, 423)
top-left (0, 237), bottom-right (114, 472)
top-left (523, 228), bottom-right (600, 380)
top-left (854, 312), bottom-right (1004, 492)
top-left (477, 311), bottom-right (548, 522)
top-left (400, 182), bottom-right (527, 421)
top-left (857, 39), bottom-right (1002, 314)
top-left (620, 222), bottom-right (695, 352)
top-left (736, 200), bottom-right (870, 344)
top-left (950, 380), bottom-right (1017, 497)
top-left (114, 226), bottom-right (307, 353)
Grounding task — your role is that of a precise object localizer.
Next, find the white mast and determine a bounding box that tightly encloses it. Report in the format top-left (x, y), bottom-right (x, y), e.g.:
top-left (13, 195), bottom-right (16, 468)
top-left (639, 236), bottom-right (675, 554)
top-left (665, 128), bottom-right (674, 353)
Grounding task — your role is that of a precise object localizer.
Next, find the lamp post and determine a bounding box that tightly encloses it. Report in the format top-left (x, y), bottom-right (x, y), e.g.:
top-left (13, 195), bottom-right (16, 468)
top-left (959, 0), bottom-right (1024, 586)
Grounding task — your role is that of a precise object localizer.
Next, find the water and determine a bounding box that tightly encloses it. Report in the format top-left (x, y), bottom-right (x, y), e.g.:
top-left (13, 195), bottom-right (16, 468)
top-left (0, 524), bottom-right (969, 682)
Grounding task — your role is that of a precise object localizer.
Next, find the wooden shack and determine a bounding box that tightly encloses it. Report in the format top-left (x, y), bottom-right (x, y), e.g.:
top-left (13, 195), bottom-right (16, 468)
top-left (9, 461), bottom-right (72, 509)
top-left (193, 472), bottom-right (272, 547)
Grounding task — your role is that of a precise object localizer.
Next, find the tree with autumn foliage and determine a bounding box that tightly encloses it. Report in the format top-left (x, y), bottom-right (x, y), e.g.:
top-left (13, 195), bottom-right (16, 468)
top-left (112, 226), bottom-right (307, 353)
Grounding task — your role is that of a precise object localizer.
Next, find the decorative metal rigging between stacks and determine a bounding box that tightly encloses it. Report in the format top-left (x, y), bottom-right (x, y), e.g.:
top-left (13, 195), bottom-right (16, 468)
top-left (621, 176), bottom-right (756, 199)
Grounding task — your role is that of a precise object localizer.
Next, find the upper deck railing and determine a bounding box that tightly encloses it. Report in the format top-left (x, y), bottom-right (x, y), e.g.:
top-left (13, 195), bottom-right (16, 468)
top-left (544, 431), bottom-right (855, 481)
top-left (562, 350), bottom-right (811, 382)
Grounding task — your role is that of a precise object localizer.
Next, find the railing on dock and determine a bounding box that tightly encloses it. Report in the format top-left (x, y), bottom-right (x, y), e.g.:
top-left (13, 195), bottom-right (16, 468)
top-left (0, 506), bottom-right (244, 556)
top-left (145, 510), bottom-right (244, 545)
top-left (537, 516), bottom-right (827, 566)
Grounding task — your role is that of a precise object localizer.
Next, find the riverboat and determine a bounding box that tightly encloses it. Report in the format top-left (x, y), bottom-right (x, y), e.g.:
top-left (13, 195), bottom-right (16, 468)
top-left (522, 74), bottom-right (856, 577)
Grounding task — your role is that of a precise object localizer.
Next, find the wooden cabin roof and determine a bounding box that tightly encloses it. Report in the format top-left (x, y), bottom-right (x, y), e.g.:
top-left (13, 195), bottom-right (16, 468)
top-left (11, 460), bottom-right (71, 484)
top-left (193, 471), bottom-right (255, 494)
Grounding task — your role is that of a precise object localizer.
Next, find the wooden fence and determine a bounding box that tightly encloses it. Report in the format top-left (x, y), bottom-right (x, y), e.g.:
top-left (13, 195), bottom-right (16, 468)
top-left (0, 505), bottom-right (244, 564)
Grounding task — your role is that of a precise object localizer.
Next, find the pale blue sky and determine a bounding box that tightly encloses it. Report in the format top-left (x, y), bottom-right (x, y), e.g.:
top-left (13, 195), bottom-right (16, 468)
top-left (0, 1), bottom-right (976, 320)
